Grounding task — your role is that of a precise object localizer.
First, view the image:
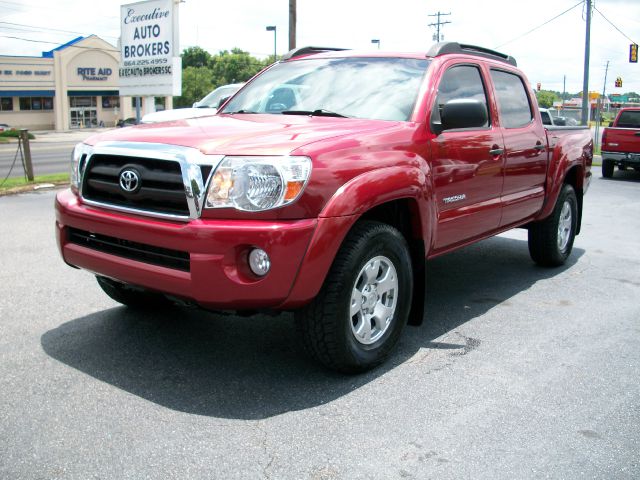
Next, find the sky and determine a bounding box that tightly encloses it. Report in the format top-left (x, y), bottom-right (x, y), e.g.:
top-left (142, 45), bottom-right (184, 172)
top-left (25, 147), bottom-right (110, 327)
top-left (1, 0), bottom-right (639, 95)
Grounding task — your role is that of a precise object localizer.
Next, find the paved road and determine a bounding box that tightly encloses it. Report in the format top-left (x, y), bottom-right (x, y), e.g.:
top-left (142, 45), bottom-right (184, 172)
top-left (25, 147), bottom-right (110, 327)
top-left (0, 171), bottom-right (638, 479)
top-left (0, 129), bottom-right (108, 179)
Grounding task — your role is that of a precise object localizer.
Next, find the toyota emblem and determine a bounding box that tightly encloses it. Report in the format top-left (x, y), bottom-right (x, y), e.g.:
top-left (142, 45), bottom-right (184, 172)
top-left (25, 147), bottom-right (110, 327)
top-left (119, 169), bottom-right (140, 193)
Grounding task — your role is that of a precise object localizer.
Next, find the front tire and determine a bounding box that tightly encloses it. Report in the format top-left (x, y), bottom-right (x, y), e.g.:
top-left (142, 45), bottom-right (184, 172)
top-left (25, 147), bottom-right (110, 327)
top-left (602, 159), bottom-right (614, 178)
top-left (96, 275), bottom-right (169, 309)
top-left (296, 221), bottom-right (413, 373)
top-left (528, 184), bottom-right (578, 267)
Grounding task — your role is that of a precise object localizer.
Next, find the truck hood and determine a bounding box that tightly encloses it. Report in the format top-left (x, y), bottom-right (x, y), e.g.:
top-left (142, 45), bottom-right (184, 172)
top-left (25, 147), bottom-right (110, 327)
top-left (86, 114), bottom-right (400, 156)
top-left (140, 107), bottom-right (218, 124)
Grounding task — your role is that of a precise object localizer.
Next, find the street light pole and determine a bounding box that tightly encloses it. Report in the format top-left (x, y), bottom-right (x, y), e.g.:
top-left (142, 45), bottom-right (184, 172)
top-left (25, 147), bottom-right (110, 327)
top-left (581, 0), bottom-right (592, 125)
top-left (266, 26), bottom-right (277, 61)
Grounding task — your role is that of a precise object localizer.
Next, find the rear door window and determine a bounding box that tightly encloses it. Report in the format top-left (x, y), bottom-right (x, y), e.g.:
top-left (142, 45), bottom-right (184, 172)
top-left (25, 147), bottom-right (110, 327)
top-left (490, 70), bottom-right (533, 128)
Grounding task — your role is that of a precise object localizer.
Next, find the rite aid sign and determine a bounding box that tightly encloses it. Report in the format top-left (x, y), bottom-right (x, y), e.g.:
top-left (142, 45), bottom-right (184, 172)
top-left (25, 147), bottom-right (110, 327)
top-left (119, 0), bottom-right (182, 96)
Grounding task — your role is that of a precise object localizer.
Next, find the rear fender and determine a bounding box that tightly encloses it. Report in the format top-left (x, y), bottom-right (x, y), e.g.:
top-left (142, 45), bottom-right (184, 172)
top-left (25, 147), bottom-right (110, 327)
top-left (536, 138), bottom-right (588, 222)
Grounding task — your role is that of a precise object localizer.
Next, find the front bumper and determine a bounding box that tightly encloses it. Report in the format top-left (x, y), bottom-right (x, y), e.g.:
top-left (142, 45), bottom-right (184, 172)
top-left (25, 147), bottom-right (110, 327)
top-left (56, 189), bottom-right (322, 310)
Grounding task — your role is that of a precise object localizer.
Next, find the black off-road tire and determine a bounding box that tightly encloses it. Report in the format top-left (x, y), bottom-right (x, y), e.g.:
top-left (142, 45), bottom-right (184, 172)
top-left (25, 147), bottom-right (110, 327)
top-left (602, 159), bottom-right (614, 178)
top-left (96, 275), bottom-right (169, 309)
top-left (295, 221), bottom-right (413, 373)
top-left (528, 184), bottom-right (578, 267)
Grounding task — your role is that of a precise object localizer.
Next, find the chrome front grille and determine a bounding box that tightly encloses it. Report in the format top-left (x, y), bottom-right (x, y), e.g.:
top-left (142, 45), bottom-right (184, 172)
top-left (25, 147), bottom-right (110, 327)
top-left (78, 142), bottom-right (222, 221)
top-left (83, 154), bottom-right (190, 215)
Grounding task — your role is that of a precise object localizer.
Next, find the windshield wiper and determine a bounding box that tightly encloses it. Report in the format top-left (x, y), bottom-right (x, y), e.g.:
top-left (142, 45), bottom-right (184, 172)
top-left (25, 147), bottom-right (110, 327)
top-left (225, 109), bottom-right (258, 114)
top-left (281, 109), bottom-right (349, 118)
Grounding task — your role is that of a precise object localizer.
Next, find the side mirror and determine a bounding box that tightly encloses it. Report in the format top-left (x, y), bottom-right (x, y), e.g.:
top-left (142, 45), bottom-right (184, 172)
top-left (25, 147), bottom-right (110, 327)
top-left (192, 101), bottom-right (202, 108)
top-left (608, 121), bottom-right (614, 127)
top-left (439, 99), bottom-right (488, 132)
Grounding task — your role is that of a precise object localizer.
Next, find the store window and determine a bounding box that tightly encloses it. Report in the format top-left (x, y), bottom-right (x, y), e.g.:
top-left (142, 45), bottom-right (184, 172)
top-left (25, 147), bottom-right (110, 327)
top-left (102, 96), bottom-right (120, 109)
top-left (19, 97), bottom-right (54, 111)
top-left (69, 96), bottom-right (97, 108)
top-left (0, 98), bottom-right (13, 111)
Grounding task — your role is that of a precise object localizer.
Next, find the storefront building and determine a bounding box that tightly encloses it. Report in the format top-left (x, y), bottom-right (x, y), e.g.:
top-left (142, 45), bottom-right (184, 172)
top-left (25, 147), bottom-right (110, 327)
top-left (0, 35), bottom-right (172, 131)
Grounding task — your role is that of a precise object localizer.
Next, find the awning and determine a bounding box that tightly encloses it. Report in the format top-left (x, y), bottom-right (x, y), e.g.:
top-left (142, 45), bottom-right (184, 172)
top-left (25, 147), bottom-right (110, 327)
top-left (67, 90), bottom-right (119, 97)
top-left (0, 90), bottom-right (55, 97)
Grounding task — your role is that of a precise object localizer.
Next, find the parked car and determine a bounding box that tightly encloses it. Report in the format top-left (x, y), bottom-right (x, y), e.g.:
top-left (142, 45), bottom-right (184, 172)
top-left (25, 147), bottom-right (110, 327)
top-left (56, 43), bottom-right (592, 373)
top-left (116, 118), bottom-right (138, 128)
top-left (141, 83), bottom-right (244, 124)
top-left (601, 107), bottom-right (640, 178)
top-left (539, 108), bottom-right (578, 126)
top-left (0, 123), bottom-right (11, 133)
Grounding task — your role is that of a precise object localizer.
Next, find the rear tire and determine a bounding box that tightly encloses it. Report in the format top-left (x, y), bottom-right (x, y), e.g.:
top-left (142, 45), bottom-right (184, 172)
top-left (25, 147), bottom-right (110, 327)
top-left (295, 221), bottom-right (413, 373)
top-left (602, 159), bottom-right (614, 178)
top-left (528, 184), bottom-right (578, 267)
top-left (96, 275), bottom-right (169, 309)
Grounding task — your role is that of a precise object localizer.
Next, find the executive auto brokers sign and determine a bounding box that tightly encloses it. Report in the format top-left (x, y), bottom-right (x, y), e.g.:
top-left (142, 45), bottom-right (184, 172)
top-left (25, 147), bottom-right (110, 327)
top-left (119, 0), bottom-right (181, 96)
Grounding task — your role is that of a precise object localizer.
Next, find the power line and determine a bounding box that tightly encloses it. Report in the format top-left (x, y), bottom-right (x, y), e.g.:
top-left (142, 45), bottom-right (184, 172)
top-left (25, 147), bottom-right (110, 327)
top-left (494, 0), bottom-right (584, 49)
top-left (0, 21), bottom-right (118, 40)
top-left (0, 0), bottom-right (119, 19)
top-left (428, 12), bottom-right (451, 42)
top-left (0, 34), bottom-right (118, 53)
top-left (593, 6), bottom-right (637, 44)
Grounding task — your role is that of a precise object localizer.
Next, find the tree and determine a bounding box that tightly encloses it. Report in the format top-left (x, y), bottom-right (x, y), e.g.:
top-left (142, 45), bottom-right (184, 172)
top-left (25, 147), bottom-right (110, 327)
top-left (209, 49), bottom-right (269, 85)
top-left (181, 46), bottom-right (213, 69)
top-left (174, 66), bottom-right (214, 108)
top-left (536, 90), bottom-right (559, 108)
top-left (174, 47), bottom-right (270, 107)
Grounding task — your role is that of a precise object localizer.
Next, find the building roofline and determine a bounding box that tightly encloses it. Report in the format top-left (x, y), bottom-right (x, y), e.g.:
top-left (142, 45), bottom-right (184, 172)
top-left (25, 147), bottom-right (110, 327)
top-left (41, 36), bottom-right (85, 58)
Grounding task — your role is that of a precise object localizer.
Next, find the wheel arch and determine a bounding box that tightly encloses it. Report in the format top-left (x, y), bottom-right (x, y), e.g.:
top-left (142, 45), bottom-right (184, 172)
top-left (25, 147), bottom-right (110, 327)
top-left (537, 158), bottom-right (585, 235)
top-left (359, 199), bottom-right (427, 326)
top-left (281, 166), bottom-right (433, 323)
top-left (562, 165), bottom-right (584, 235)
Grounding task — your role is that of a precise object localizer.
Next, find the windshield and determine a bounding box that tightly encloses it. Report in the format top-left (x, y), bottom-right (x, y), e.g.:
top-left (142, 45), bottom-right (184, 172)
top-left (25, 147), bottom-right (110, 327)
top-left (199, 85), bottom-right (242, 108)
top-left (220, 57), bottom-right (430, 121)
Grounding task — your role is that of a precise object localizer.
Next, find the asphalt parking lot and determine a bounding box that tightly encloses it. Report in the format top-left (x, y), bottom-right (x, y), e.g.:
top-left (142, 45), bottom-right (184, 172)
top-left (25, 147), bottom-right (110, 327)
top-left (0, 170), bottom-right (638, 479)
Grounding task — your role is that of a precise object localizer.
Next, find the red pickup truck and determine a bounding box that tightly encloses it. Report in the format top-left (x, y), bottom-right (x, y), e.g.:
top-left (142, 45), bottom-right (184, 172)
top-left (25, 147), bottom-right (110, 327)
top-left (56, 43), bottom-right (592, 372)
top-left (601, 107), bottom-right (640, 178)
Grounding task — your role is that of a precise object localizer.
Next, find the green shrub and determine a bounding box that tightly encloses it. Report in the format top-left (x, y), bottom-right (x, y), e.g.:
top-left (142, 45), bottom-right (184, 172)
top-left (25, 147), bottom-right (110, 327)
top-left (0, 130), bottom-right (36, 139)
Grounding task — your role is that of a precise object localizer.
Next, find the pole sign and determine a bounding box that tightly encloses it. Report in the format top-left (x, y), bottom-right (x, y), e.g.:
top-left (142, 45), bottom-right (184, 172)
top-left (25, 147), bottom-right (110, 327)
top-left (119, 0), bottom-right (182, 96)
top-left (630, 44), bottom-right (638, 64)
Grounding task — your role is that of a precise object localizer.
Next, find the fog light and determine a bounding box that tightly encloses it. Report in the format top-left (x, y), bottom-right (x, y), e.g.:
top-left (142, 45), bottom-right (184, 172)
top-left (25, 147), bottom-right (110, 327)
top-left (248, 248), bottom-right (270, 276)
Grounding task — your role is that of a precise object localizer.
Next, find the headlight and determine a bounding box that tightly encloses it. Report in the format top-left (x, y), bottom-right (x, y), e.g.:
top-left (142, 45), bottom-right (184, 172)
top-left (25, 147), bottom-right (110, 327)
top-left (70, 143), bottom-right (92, 193)
top-left (205, 156), bottom-right (311, 211)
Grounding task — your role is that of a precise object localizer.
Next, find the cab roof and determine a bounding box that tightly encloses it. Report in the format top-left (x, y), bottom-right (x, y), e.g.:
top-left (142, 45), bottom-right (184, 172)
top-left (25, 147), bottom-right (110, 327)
top-left (282, 42), bottom-right (517, 67)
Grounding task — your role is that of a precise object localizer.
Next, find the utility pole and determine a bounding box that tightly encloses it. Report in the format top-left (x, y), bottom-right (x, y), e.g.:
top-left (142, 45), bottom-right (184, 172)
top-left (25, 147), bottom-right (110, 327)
top-left (428, 12), bottom-right (451, 42)
top-left (289, 0), bottom-right (296, 50)
top-left (594, 60), bottom-right (609, 150)
top-left (581, 0), bottom-right (592, 126)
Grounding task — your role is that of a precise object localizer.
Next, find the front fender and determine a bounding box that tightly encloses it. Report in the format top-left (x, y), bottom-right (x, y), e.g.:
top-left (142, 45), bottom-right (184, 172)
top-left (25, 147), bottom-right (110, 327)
top-left (279, 166), bottom-right (433, 308)
top-left (320, 166), bottom-right (429, 218)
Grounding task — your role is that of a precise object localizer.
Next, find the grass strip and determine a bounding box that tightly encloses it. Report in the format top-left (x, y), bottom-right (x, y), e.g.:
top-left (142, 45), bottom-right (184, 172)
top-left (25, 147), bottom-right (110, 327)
top-left (0, 173), bottom-right (69, 194)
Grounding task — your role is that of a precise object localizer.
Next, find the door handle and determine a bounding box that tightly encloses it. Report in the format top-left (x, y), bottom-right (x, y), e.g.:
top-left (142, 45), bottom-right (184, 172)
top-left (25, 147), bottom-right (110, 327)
top-left (489, 148), bottom-right (504, 155)
top-left (634, 132), bottom-right (640, 137)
